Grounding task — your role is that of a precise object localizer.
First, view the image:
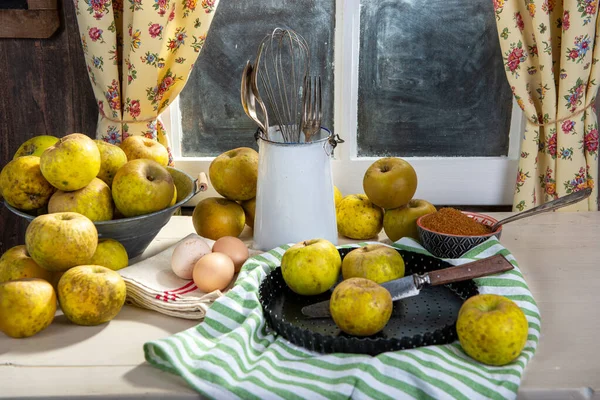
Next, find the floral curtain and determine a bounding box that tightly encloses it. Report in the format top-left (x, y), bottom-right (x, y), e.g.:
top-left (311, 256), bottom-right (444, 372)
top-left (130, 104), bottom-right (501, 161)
top-left (74, 0), bottom-right (219, 165)
top-left (494, 0), bottom-right (599, 211)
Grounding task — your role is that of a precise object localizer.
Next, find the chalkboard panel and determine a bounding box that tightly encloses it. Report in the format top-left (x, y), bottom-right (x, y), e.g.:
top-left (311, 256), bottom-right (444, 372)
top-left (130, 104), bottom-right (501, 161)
top-left (180, 0), bottom-right (335, 156)
top-left (357, 0), bottom-right (512, 157)
top-left (0, 0), bottom-right (27, 9)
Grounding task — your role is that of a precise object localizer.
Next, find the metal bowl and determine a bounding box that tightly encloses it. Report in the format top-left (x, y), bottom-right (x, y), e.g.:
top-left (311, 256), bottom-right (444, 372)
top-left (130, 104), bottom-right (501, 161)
top-left (416, 211), bottom-right (502, 259)
top-left (3, 167), bottom-right (201, 260)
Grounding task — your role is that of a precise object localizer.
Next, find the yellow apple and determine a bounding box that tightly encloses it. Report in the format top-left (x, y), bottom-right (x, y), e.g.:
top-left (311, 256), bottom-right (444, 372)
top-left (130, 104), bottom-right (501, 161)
top-left (40, 133), bottom-right (101, 191)
top-left (0, 156), bottom-right (55, 210)
top-left (169, 185), bottom-right (178, 207)
top-left (457, 294), bottom-right (529, 366)
top-left (363, 157), bottom-right (418, 210)
top-left (281, 239), bottom-right (341, 296)
top-left (209, 147), bottom-right (258, 201)
top-left (13, 135), bottom-right (59, 159)
top-left (94, 140), bottom-right (128, 187)
top-left (112, 159), bottom-right (174, 217)
top-left (241, 197), bottom-right (256, 229)
top-left (88, 239), bottom-right (129, 271)
top-left (25, 212), bottom-right (98, 272)
top-left (120, 136), bottom-right (169, 166)
top-left (330, 277), bottom-right (392, 336)
top-left (336, 194), bottom-right (383, 240)
top-left (342, 244), bottom-right (405, 283)
top-left (192, 197), bottom-right (246, 240)
top-left (383, 199), bottom-right (437, 242)
top-left (333, 186), bottom-right (343, 208)
top-left (0, 278), bottom-right (56, 338)
top-left (57, 265), bottom-right (126, 326)
top-left (48, 177), bottom-right (114, 221)
top-left (0, 245), bottom-right (53, 283)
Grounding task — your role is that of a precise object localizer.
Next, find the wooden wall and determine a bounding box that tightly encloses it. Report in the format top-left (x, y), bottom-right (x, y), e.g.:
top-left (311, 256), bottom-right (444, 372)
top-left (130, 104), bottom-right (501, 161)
top-left (0, 0), bottom-right (97, 254)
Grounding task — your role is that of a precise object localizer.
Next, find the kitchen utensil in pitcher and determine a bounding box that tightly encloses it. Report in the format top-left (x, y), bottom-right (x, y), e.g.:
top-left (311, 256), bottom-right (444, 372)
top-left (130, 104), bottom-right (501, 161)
top-left (300, 75), bottom-right (322, 143)
top-left (489, 187), bottom-right (593, 231)
top-left (241, 61), bottom-right (268, 135)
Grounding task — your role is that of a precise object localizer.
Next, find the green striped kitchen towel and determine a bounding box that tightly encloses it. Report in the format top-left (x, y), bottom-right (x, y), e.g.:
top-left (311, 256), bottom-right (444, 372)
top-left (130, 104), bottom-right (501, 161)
top-left (144, 237), bottom-right (540, 400)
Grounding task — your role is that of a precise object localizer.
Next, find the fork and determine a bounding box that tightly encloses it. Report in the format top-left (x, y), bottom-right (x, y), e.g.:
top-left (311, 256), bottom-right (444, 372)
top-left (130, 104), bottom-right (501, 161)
top-left (301, 75), bottom-right (322, 143)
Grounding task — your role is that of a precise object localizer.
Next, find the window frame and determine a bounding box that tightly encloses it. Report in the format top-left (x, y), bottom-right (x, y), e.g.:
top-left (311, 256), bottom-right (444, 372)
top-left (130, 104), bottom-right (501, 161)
top-left (168, 0), bottom-right (523, 206)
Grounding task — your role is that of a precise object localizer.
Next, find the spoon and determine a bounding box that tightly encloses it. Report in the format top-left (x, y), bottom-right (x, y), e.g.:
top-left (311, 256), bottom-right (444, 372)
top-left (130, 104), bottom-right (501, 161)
top-left (490, 187), bottom-right (593, 231)
top-left (250, 43), bottom-right (269, 139)
top-left (240, 61), bottom-right (267, 135)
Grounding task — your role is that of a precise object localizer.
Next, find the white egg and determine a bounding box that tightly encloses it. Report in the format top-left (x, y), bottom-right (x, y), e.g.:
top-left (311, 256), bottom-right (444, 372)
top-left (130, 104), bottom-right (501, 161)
top-left (171, 237), bottom-right (211, 279)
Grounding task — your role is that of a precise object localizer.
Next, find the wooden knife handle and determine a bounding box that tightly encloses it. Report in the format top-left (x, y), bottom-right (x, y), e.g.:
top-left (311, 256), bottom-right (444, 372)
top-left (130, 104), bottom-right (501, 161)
top-left (428, 254), bottom-right (513, 286)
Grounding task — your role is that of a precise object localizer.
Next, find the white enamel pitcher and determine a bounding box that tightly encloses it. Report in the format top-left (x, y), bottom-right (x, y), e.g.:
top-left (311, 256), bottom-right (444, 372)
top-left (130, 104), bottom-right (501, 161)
top-left (253, 127), bottom-right (340, 251)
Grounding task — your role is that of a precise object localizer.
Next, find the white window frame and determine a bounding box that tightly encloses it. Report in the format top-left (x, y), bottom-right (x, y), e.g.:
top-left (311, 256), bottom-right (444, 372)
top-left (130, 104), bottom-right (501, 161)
top-left (167, 0), bottom-right (523, 206)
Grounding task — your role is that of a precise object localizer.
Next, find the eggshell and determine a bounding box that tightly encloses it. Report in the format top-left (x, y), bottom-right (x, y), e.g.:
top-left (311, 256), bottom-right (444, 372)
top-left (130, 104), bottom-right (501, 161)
top-left (193, 252), bottom-right (235, 293)
top-left (171, 237), bottom-right (211, 279)
top-left (212, 236), bottom-right (249, 273)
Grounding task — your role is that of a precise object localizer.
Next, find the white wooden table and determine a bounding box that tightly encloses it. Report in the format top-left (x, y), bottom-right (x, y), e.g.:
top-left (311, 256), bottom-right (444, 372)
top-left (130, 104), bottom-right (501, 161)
top-left (1, 213), bottom-right (599, 399)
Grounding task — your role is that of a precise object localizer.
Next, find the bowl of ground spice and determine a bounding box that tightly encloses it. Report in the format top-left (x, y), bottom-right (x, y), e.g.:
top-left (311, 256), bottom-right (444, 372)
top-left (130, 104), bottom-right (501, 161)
top-left (416, 208), bottom-right (502, 259)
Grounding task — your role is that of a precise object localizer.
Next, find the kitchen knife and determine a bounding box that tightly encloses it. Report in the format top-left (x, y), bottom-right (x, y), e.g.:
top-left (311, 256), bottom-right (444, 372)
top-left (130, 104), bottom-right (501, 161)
top-left (300, 254), bottom-right (513, 318)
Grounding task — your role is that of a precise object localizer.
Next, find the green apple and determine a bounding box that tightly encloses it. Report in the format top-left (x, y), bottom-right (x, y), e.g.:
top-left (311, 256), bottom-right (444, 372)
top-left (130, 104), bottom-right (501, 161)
top-left (58, 265), bottom-right (126, 326)
top-left (330, 277), bottom-right (392, 336)
top-left (0, 245), bottom-right (53, 284)
top-left (457, 294), bottom-right (529, 366)
top-left (363, 157), bottom-right (418, 210)
top-left (88, 239), bottom-right (129, 271)
top-left (383, 199), bottom-right (437, 242)
top-left (111, 159), bottom-right (174, 217)
top-left (209, 147), bottom-right (258, 201)
top-left (48, 177), bottom-right (113, 221)
top-left (192, 197), bottom-right (245, 240)
top-left (94, 140), bottom-right (128, 187)
top-left (241, 197), bottom-right (256, 229)
top-left (13, 135), bottom-right (59, 159)
top-left (120, 136), bottom-right (169, 166)
top-left (342, 244), bottom-right (405, 283)
top-left (40, 133), bottom-right (101, 191)
top-left (0, 156), bottom-right (55, 210)
top-left (0, 278), bottom-right (57, 338)
top-left (337, 194), bottom-right (383, 240)
top-left (281, 239), bottom-right (341, 296)
top-left (25, 212), bottom-right (98, 272)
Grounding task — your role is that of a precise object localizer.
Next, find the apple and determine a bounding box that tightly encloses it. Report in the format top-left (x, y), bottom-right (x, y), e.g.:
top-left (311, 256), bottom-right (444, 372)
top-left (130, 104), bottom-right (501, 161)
top-left (48, 177), bottom-right (114, 221)
top-left (342, 244), bottom-right (405, 284)
top-left (94, 140), bottom-right (128, 187)
top-left (0, 156), bottom-right (55, 210)
top-left (25, 212), bottom-right (98, 272)
top-left (241, 197), bottom-right (256, 229)
top-left (0, 245), bottom-right (53, 284)
top-left (333, 186), bottom-right (343, 208)
top-left (0, 278), bottom-right (56, 338)
top-left (88, 239), bottom-right (129, 271)
top-left (209, 147), bottom-right (258, 201)
top-left (169, 185), bottom-right (178, 207)
top-left (281, 239), bottom-right (341, 296)
top-left (13, 135), bottom-right (59, 159)
top-left (330, 277), bottom-right (392, 336)
top-left (457, 294), bottom-right (529, 366)
top-left (120, 136), bottom-right (169, 166)
top-left (111, 159), bottom-right (174, 217)
top-left (40, 133), bottom-right (101, 191)
top-left (57, 265), bottom-right (126, 326)
top-left (192, 197), bottom-right (245, 240)
top-left (336, 194), bottom-right (383, 240)
top-left (363, 157), bottom-right (418, 210)
top-left (383, 199), bottom-right (437, 242)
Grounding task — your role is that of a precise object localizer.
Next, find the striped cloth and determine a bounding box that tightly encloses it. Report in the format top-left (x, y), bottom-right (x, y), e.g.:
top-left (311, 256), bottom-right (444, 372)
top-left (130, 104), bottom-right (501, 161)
top-left (144, 238), bottom-right (541, 400)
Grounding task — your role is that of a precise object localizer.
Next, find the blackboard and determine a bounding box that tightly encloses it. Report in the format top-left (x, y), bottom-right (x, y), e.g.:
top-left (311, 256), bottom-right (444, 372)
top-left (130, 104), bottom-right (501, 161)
top-left (357, 0), bottom-right (512, 157)
top-left (180, 0), bottom-right (335, 156)
top-left (0, 1), bottom-right (27, 9)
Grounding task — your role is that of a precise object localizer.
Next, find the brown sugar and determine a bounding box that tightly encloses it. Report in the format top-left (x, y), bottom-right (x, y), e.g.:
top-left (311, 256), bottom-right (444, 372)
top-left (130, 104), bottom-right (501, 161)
top-left (420, 208), bottom-right (492, 236)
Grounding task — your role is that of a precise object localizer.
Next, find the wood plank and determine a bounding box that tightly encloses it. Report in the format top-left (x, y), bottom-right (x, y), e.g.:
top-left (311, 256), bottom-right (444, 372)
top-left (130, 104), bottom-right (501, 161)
top-left (0, 10), bottom-right (59, 39)
top-left (27, 0), bottom-right (57, 10)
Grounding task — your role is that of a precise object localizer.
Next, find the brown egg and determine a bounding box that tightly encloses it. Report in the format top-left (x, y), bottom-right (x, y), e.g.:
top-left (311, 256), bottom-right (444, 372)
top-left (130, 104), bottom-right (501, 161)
top-left (212, 236), bottom-right (249, 273)
top-left (192, 252), bottom-right (235, 293)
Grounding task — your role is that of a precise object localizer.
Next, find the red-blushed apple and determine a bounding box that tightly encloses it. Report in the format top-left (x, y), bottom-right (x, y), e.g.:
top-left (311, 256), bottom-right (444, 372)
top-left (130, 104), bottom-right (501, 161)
top-left (209, 147), bottom-right (258, 201)
top-left (363, 157), bottom-right (418, 210)
top-left (383, 199), bottom-right (437, 241)
top-left (120, 136), bottom-right (169, 167)
top-left (342, 244), bottom-right (405, 283)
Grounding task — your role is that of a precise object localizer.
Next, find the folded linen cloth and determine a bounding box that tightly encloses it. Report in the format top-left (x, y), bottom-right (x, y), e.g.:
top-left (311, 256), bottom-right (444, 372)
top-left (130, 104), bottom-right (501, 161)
top-left (144, 238), bottom-right (541, 399)
top-left (119, 233), bottom-right (262, 320)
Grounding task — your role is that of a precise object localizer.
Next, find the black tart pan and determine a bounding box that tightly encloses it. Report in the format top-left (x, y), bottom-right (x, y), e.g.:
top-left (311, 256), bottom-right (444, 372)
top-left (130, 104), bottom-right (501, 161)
top-left (259, 247), bottom-right (479, 356)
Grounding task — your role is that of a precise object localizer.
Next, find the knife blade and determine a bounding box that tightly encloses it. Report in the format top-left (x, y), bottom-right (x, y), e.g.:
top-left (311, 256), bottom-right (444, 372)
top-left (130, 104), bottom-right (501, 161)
top-left (300, 254), bottom-right (513, 318)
